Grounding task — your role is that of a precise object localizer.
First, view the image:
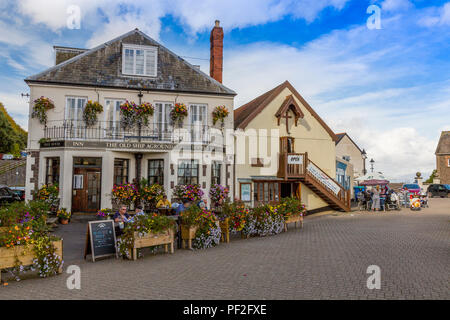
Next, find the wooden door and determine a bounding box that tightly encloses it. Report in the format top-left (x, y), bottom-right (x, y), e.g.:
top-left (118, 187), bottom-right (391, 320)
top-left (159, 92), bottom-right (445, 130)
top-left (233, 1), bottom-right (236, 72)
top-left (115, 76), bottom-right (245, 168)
top-left (280, 137), bottom-right (295, 153)
top-left (72, 168), bottom-right (101, 213)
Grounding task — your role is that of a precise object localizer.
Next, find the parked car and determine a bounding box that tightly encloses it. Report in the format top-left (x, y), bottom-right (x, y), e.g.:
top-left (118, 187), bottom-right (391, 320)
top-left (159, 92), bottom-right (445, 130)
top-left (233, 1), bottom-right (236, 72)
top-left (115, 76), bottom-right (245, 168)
top-left (427, 184), bottom-right (449, 198)
top-left (402, 183), bottom-right (421, 195)
top-left (9, 186), bottom-right (25, 201)
top-left (0, 185), bottom-right (22, 205)
top-left (2, 154), bottom-right (14, 160)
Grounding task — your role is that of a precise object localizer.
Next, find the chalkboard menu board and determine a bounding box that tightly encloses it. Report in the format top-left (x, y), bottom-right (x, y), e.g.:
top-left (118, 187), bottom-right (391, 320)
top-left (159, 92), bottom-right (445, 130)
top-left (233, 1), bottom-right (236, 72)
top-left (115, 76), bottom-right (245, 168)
top-left (84, 220), bottom-right (117, 262)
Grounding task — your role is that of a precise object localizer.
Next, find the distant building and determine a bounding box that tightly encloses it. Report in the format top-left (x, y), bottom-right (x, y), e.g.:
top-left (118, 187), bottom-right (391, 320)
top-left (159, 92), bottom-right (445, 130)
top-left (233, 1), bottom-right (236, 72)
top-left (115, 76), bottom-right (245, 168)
top-left (336, 156), bottom-right (353, 195)
top-left (335, 132), bottom-right (366, 179)
top-left (435, 131), bottom-right (450, 184)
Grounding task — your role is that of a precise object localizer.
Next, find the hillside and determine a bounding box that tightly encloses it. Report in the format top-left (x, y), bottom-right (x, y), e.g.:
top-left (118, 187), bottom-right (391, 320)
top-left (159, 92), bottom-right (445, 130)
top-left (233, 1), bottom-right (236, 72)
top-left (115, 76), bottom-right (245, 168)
top-left (0, 102), bottom-right (28, 155)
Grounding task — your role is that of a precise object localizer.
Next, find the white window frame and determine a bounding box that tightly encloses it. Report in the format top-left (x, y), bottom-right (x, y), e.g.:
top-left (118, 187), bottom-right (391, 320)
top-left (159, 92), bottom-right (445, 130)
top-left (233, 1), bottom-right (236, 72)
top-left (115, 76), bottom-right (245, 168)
top-left (154, 101), bottom-right (174, 131)
top-left (104, 99), bottom-right (125, 138)
top-left (65, 96), bottom-right (87, 124)
top-left (104, 99), bottom-right (125, 124)
top-left (122, 44), bottom-right (158, 77)
top-left (189, 104), bottom-right (208, 143)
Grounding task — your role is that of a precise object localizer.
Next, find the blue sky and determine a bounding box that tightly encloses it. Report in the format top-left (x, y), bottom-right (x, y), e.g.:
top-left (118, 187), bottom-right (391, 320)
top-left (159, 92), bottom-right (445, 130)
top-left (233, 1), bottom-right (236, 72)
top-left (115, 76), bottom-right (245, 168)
top-left (0, 0), bottom-right (449, 182)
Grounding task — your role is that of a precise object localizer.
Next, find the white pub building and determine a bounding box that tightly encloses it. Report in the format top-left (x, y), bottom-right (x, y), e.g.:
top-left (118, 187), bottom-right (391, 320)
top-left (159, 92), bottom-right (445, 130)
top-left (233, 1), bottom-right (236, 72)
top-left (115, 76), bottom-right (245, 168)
top-left (24, 22), bottom-right (235, 213)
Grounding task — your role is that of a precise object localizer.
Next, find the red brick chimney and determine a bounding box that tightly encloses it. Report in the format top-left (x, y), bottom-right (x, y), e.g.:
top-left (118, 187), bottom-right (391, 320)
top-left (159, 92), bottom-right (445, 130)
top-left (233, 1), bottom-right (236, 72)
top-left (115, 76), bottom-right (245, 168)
top-left (210, 20), bottom-right (224, 83)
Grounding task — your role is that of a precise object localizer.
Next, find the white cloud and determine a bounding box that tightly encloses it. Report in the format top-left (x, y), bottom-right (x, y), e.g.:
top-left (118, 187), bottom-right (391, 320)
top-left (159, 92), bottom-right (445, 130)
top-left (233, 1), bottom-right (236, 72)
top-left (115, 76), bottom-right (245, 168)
top-left (418, 2), bottom-right (450, 27)
top-left (0, 20), bottom-right (32, 45)
top-left (14, 0), bottom-right (351, 36)
top-left (381, 0), bottom-right (413, 12)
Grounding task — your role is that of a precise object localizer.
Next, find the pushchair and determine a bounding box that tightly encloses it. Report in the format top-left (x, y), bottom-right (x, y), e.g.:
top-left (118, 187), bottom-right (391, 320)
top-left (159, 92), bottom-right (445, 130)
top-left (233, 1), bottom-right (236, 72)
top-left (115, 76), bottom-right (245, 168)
top-left (420, 194), bottom-right (429, 208)
top-left (385, 192), bottom-right (400, 211)
top-left (357, 191), bottom-right (371, 211)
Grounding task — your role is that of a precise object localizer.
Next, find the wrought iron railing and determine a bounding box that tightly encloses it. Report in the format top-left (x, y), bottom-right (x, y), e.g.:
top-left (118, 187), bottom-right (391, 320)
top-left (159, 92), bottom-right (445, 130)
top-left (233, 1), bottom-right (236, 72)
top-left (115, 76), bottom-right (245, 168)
top-left (43, 120), bottom-right (212, 144)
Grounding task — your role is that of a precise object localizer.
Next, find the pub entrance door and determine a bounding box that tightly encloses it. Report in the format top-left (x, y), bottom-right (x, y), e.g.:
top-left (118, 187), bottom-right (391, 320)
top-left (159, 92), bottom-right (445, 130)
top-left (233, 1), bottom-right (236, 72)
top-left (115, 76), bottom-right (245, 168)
top-left (72, 157), bottom-right (102, 213)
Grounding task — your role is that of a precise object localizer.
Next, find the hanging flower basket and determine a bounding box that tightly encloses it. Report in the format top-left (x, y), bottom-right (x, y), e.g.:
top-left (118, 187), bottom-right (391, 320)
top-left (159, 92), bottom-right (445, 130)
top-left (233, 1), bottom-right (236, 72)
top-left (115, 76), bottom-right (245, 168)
top-left (212, 105), bottom-right (229, 127)
top-left (120, 101), bottom-right (138, 129)
top-left (173, 184), bottom-right (204, 202)
top-left (170, 103), bottom-right (188, 127)
top-left (31, 96), bottom-right (55, 126)
top-left (83, 100), bottom-right (103, 126)
top-left (111, 183), bottom-right (139, 207)
top-left (139, 179), bottom-right (165, 209)
top-left (209, 184), bottom-right (230, 207)
top-left (135, 102), bottom-right (154, 126)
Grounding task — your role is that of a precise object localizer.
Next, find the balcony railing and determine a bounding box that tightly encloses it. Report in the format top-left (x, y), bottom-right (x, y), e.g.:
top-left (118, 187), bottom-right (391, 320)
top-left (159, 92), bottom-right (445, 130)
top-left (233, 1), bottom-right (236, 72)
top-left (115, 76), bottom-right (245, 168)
top-left (43, 120), bottom-right (213, 144)
top-left (277, 153), bottom-right (306, 179)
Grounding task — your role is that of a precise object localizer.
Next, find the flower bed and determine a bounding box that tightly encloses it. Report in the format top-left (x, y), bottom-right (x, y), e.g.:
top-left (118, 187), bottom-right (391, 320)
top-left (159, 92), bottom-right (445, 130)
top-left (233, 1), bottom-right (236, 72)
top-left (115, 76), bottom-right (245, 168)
top-left (242, 204), bottom-right (284, 238)
top-left (116, 213), bottom-right (176, 260)
top-left (0, 200), bottom-right (63, 282)
top-left (277, 197), bottom-right (306, 231)
top-left (180, 205), bottom-right (221, 250)
top-left (0, 239), bottom-right (63, 282)
top-left (35, 184), bottom-right (59, 212)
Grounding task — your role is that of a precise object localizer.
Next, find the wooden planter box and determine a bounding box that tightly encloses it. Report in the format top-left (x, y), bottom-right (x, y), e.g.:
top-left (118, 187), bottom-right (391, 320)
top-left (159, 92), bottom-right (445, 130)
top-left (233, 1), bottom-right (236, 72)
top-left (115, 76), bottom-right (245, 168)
top-left (130, 228), bottom-right (174, 261)
top-left (0, 239), bottom-right (63, 282)
top-left (284, 214), bottom-right (303, 232)
top-left (219, 218), bottom-right (230, 243)
top-left (181, 225), bottom-right (198, 249)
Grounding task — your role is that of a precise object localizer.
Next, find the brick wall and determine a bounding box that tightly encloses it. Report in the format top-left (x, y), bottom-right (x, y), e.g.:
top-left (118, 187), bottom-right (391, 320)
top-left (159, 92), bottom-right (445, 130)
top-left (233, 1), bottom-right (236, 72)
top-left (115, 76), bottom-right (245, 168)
top-left (436, 155), bottom-right (450, 184)
top-left (29, 151), bottom-right (40, 199)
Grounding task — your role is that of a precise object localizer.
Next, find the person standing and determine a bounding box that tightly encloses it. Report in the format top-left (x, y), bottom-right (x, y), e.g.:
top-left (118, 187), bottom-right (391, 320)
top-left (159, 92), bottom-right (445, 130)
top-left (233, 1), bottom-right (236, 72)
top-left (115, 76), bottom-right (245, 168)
top-left (372, 186), bottom-right (381, 211)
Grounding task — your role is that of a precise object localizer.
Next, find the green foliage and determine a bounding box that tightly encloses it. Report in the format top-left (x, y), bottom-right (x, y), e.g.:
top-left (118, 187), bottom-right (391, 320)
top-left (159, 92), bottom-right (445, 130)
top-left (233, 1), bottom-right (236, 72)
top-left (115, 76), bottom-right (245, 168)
top-left (180, 205), bottom-right (202, 227)
top-left (117, 213), bottom-right (176, 258)
top-left (0, 199), bottom-right (62, 279)
top-left (0, 102), bottom-right (27, 154)
top-left (425, 169), bottom-right (437, 183)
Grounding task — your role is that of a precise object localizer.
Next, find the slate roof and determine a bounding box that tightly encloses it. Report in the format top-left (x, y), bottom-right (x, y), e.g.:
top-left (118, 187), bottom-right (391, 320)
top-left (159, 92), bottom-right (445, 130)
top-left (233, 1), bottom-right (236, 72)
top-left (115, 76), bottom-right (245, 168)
top-left (234, 80), bottom-right (337, 141)
top-left (25, 29), bottom-right (236, 96)
top-left (435, 131), bottom-right (450, 154)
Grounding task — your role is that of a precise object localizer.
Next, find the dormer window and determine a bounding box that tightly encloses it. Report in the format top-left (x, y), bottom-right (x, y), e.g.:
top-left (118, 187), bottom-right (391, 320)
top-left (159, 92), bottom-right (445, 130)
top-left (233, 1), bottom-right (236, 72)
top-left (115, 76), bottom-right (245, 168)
top-left (122, 44), bottom-right (157, 77)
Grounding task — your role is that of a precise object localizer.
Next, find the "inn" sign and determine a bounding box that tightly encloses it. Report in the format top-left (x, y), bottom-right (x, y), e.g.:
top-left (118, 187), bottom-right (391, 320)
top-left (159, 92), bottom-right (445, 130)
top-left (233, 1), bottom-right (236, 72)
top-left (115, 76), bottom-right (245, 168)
top-left (40, 140), bottom-right (176, 151)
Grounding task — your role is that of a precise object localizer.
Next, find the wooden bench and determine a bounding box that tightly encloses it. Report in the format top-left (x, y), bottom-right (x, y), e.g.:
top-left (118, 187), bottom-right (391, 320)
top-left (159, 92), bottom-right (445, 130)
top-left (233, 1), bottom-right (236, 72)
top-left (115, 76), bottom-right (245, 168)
top-left (131, 229), bottom-right (174, 260)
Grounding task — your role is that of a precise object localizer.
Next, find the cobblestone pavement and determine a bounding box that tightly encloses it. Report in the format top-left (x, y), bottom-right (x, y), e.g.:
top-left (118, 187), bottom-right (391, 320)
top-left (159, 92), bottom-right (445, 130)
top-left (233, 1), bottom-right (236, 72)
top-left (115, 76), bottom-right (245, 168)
top-left (1, 198), bottom-right (449, 300)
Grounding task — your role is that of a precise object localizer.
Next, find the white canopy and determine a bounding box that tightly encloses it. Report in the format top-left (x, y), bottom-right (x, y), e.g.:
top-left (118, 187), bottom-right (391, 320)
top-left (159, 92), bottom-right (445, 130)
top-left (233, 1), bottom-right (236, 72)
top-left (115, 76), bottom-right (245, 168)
top-left (355, 172), bottom-right (387, 182)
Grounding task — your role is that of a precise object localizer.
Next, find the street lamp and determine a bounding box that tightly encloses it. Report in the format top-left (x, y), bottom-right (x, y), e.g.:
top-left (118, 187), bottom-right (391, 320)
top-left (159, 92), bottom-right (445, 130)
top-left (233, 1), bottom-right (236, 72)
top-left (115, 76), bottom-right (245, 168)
top-left (362, 149), bottom-right (367, 175)
top-left (370, 158), bottom-right (375, 173)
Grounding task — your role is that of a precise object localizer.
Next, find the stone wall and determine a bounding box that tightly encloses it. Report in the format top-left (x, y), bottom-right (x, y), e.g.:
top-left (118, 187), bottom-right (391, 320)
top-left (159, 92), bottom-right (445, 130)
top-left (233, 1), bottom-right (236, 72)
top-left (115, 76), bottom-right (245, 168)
top-left (0, 160), bottom-right (26, 186)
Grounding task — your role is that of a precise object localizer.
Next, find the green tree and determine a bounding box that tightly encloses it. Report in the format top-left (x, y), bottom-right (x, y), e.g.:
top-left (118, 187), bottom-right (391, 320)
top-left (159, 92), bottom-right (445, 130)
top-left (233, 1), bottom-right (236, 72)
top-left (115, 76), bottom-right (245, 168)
top-left (0, 111), bottom-right (15, 153)
top-left (425, 169), bottom-right (437, 183)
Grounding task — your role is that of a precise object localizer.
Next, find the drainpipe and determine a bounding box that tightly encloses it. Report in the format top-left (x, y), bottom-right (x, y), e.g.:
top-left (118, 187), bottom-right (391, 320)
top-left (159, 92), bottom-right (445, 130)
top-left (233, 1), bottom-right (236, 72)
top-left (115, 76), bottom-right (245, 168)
top-left (138, 89), bottom-right (143, 142)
